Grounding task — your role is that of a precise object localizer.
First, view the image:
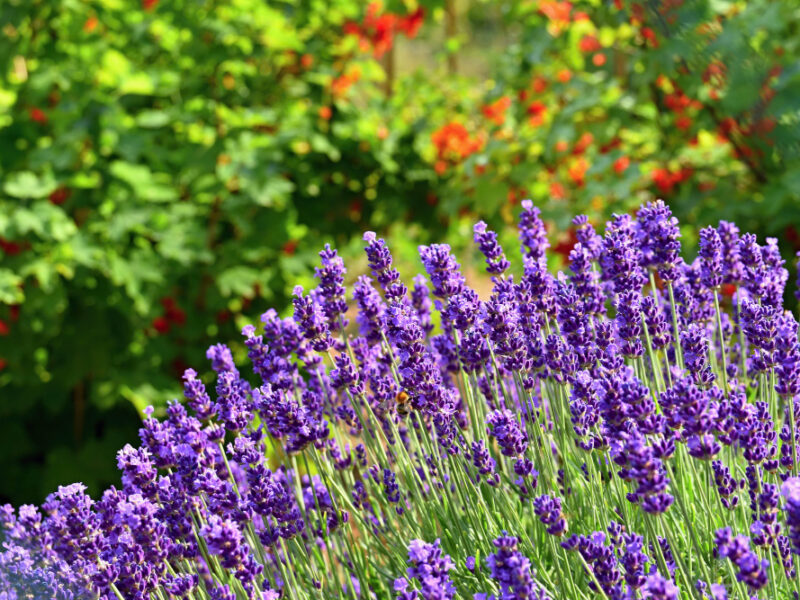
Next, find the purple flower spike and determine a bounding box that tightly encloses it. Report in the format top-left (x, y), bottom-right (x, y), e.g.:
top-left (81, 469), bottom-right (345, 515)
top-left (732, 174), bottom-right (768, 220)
top-left (533, 495), bottom-right (568, 536)
top-left (699, 226), bottom-right (723, 290)
top-left (519, 200), bottom-right (549, 265)
top-left (473, 221), bottom-right (510, 275)
top-left (418, 243), bottom-right (465, 301)
top-left (642, 573), bottom-right (679, 600)
top-left (396, 539), bottom-right (456, 600)
top-left (636, 200), bottom-right (681, 283)
top-left (315, 243), bottom-right (348, 326)
top-left (481, 534), bottom-right (551, 600)
top-left (292, 285), bottom-right (333, 352)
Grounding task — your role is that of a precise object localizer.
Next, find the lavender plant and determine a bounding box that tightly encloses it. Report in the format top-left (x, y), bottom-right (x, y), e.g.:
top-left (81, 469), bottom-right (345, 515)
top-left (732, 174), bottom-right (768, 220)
top-left (5, 200), bottom-right (800, 600)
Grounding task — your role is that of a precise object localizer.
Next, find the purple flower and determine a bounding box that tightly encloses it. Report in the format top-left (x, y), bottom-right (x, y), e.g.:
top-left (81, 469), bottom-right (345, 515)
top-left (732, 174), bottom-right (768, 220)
top-left (699, 226), bottom-right (723, 290)
top-left (715, 528), bottom-right (768, 591)
top-left (418, 243), bottom-right (465, 300)
top-left (352, 275), bottom-right (385, 343)
top-left (486, 410), bottom-right (528, 457)
top-left (482, 534), bottom-right (551, 600)
top-left (182, 368), bottom-right (215, 421)
top-left (201, 515), bottom-right (263, 583)
top-left (364, 231), bottom-right (407, 302)
top-left (636, 200), bottom-right (681, 282)
top-left (572, 214), bottom-right (602, 260)
top-left (642, 573), bottom-right (679, 600)
top-left (718, 220), bottom-right (743, 285)
top-left (782, 478), bottom-right (800, 557)
top-left (519, 200), bottom-right (549, 264)
top-left (600, 213), bottom-right (646, 295)
top-left (533, 495), bottom-right (567, 536)
top-left (474, 221), bottom-right (510, 275)
top-left (315, 243), bottom-right (348, 327)
top-left (396, 539), bottom-right (456, 600)
top-left (292, 285), bottom-right (333, 352)
top-left (207, 343), bottom-right (237, 375)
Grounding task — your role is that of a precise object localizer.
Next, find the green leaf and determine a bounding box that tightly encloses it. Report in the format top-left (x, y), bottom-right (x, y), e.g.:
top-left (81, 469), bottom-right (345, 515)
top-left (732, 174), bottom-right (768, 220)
top-left (136, 110), bottom-right (171, 129)
top-left (110, 161), bottom-right (178, 202)
top-left (0, 269), bottom-right (24, 304)
top-left (217, 266), bottom-right (261, 298)
top-left (3, 171), bottom-right (57, 199)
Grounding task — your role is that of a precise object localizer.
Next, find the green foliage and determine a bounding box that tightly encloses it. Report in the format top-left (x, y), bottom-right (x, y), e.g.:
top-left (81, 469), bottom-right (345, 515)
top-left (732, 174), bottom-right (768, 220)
top-left (1, 0), bottom-right (799, 503)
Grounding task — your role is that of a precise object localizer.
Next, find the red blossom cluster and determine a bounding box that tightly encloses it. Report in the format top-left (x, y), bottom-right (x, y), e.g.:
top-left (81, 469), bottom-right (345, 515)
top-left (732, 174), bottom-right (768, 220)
top-left (538, 1), bottom-right (588, 33)
top-left (526, 101), bottom-right (547, 127)
top-left (151, 297), bottom-right (186, 335)
top-left (0, 238), bottom-right (24, 256)
top-left (343, 2), bottom-right (424, 58)
top-left (331, 66), bottom-right (362, 97)
top-left (0, 302), bottom-right (20, 370)
top-left (651, 166), bottom-right (693, 195)
top-left (48, 187), bottom-right (71, 206)
top-left (481, 96), bottom-right (512, 126)
top-left (662, 86), bottom-right (702, 131)
top-left (431, 123), bottom-right (485, 175)
top-left (30, 107), bottom-right (47, 124)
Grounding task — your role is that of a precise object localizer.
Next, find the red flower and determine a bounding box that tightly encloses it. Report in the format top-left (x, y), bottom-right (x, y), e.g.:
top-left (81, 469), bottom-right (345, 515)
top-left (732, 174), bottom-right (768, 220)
top-left (166, 307), bottom-right (186, 326)
top-left (0, 320), bottom-right (8, 336)
top-left (675, 115), bottom-right (692, 130)
top-left (397, 8), bottom-right (424, 39)
top-left (0, 238), bottom-right (22, 256)
top-left (343, 2), bottom-right (423, 58)
top-left (0, 359), bottom-right (6, 371)
top-left (568, 157), bottom-right (589, 187)
top-left (431, 122), bottom-right (484, 164)
top-left (613, 156), bottom-right (630, 174)
top-left (481, 96), bottom-right (511, 126)
top-left (318, 106), bottom-right (332, 120)
top-left (84, 16), bottom-right (99, 33)
top-left (152, 316), bottom-right (170, 334)
top-left (30, 108), bottom-right (47, 124)
top-left (651, 167), bottom-right (691, 195)
top-left (283, 240), bottom-right (298, 255)
top-left (539, 0), bottom-right (573, 28)
top-left (572, 132), bottom-right (594, 155)
top-left (49, 187), bottom-right (71, 205)
top-left (142, 0), bottom-right (158, 11)
top-left (550, 181), bottom-right (567, 200)
top-left (579, 35), bottom-right (601, 53)
top-left (651, 168), bottom-right (675, 195)
top-left (600, 137), bottom-right (622, 154)
top-left (553, 228), bottom-right (579, 260)
top-left (527, 101), bottom-right (547, 127)
top-left (641, 27), bottom-right (658, 46)
top-left (332, 66), bottom-right (361, 97)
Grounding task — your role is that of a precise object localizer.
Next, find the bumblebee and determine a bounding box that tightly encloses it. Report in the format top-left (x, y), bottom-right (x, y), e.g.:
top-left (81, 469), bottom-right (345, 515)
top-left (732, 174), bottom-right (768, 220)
top-left (380, 390), bottom-right (413, 418)
top-left (395, 390), bottom-right (412, 418)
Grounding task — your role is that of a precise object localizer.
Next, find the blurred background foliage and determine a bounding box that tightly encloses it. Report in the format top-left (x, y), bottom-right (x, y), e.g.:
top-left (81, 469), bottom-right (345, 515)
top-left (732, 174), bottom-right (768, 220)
top-left (1, 0), bottom-right (799, 503)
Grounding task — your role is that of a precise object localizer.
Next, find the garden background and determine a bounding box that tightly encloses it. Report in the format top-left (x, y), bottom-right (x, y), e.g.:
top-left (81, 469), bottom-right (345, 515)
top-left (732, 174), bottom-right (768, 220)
top-left (1, 0), bottom-right (799, 505)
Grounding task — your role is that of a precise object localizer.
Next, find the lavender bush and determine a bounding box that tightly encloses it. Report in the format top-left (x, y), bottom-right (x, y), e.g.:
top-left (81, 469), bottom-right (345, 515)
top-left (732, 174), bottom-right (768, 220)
top-left (5, 200), bottom-right (800, 600)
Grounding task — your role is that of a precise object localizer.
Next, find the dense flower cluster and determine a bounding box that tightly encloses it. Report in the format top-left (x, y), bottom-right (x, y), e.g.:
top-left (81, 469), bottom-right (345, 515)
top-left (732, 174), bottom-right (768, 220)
top-left (5, 199), bottom-right (800, 600)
